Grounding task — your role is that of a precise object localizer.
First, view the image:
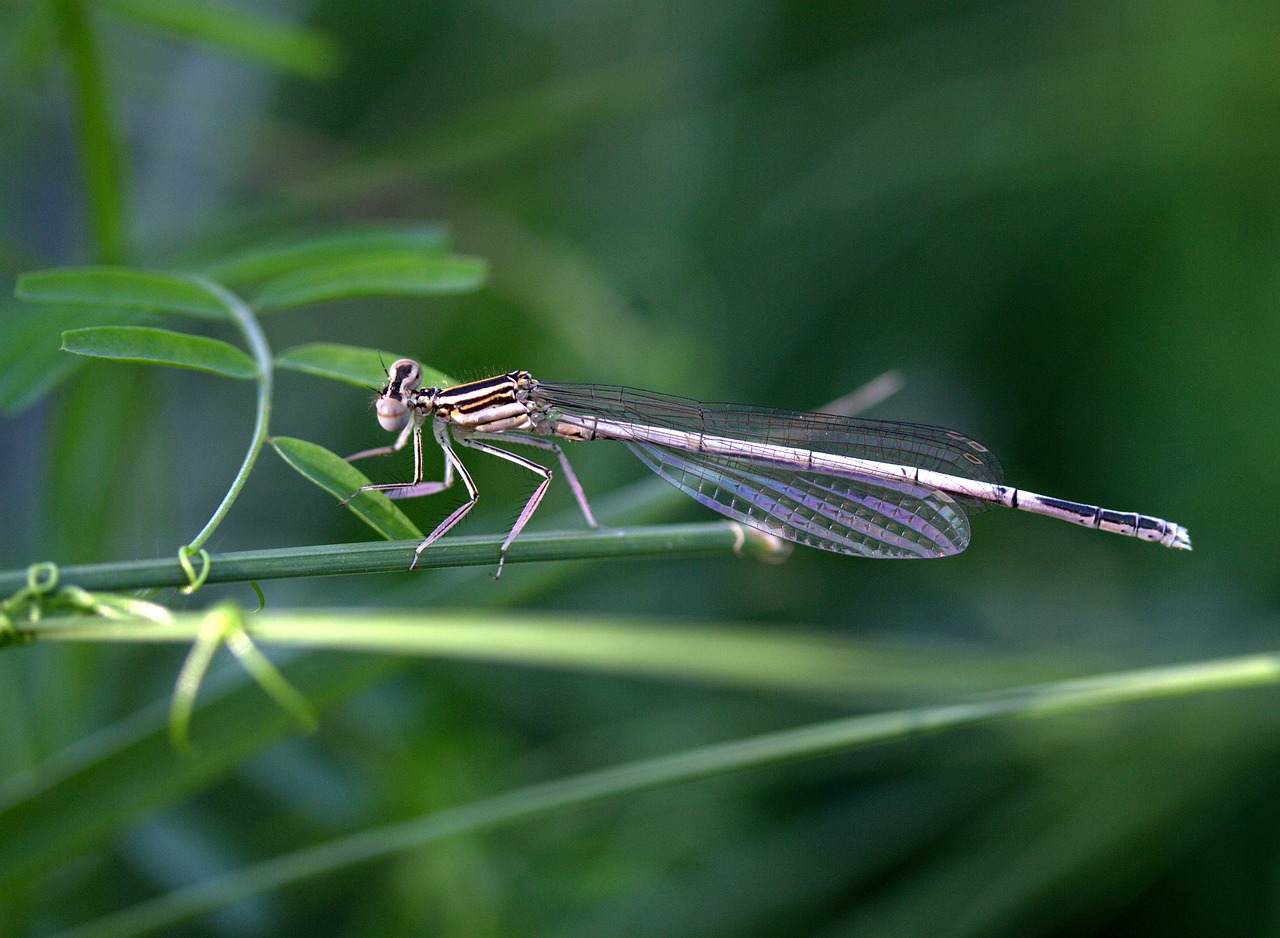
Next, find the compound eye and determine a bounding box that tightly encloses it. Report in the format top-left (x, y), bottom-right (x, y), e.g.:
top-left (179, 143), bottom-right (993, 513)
top-left (389, 359), bottom-right (422, 396)
top-left (376, 397), bottom-right (410, 431)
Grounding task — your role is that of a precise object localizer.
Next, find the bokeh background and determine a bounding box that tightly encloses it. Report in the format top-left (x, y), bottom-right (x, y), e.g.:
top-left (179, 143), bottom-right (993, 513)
top-left (2, 0), bottom-right (1280, 934)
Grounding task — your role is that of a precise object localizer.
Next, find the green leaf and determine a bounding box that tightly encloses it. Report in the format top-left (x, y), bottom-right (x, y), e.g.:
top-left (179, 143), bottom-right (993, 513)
top-left (61, 326), bottom-right (257, 379)
top-left (270, 437), bottom-right (423, 541)
top-left (201, 223), bottom-right (451, 287)
top-left (251, 252), bottom-right (488, 313)
top-left (99, 0), bottom-right (340, 79)
top-left (17, 267), bottom-right (231, 320)
top-left (276, 343), bottom-right (456, 389)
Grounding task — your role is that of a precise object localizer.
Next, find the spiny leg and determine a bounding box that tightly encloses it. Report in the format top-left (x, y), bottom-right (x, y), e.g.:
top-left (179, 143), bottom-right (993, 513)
top-left (383, 421), bottom-right (457, 500)
top-left (409, 427), bottom-right (479, 570)
top-left (344, 425), bottom-right (588, 574)
top-left (467, 431), bottom-right (598, 529)
top-left (455, 435), bottom-right (555, 577)
top-left (345, 414), bottom-right (416, 463)
top-left (342, 420), bottom-right (454, 506)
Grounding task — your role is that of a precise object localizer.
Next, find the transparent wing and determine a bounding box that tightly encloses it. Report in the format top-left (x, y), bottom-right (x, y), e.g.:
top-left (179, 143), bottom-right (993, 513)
top-left (535, 382), bottom-right (1004, 506)
top-left (625, 439), bottom-right (971, 559)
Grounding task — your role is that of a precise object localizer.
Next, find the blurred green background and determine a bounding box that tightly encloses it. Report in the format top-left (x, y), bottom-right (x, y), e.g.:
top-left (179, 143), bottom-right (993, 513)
top-left (2, 0), bottom-right (1280, 934)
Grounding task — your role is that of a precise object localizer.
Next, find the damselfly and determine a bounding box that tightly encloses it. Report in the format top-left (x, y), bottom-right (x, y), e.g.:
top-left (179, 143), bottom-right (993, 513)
top-left (346, 359), bottom-right (1192, 574)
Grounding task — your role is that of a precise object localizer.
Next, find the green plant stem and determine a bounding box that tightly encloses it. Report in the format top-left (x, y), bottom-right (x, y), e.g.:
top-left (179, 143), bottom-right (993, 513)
top-left (53, 648), bottom-right (1280, 938)
top-left (49, 0), bottom-right (128, 262)
top-left (184, 279), bottom-right (273, 553)
top-left (0, 522), bottom-right (782, 594)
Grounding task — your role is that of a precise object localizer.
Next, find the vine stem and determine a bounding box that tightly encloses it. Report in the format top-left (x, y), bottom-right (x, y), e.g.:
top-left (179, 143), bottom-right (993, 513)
top-left (0, 522), bottom-right (781, 594)
top-left (184, 278), bottom-right (273, 553)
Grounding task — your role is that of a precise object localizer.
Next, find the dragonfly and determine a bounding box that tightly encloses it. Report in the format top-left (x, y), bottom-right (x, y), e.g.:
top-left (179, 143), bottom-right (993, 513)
top-left (345, 359), bottom-right (1192, 575)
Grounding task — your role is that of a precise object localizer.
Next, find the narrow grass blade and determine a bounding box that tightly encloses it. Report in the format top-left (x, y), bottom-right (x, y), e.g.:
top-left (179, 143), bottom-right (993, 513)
top-left (0, 488), bottom-right (699, 916)
top-left (0, 651), bottom-right (398, 908)
top-left (21, 611), bottom-right (1068, 698)
top-left (99, 0), bottom-right (340, 79)
top-left (36, 642), bottom-right (1280, 938)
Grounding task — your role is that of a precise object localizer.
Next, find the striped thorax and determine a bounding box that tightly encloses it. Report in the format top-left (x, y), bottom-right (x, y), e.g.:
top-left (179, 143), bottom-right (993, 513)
top-left (377, 359), bottom-right (538, 434)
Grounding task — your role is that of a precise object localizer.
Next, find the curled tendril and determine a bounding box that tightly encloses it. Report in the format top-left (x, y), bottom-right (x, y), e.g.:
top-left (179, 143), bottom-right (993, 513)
top-left (177, 546), bottom-right (212, 595)
top-left (170, 602), bottom-right (314, 751)
top-left (26, 562), bottom-right (59, 595)
top-left (0, 563), bottom-right (64, 638)
top-left (249, 580), bottom-right (266, 613)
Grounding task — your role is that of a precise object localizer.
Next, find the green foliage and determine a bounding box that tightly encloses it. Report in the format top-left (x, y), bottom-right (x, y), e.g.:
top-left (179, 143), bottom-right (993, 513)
top-left (251, 251), bottom-right (488, 313)
top-left (14, 239), bottom-right (487, 561)
top-left (0, 302), bottom-right (140, 413)
top-left (61, 326), bottom-right (257, 378)
top-left (276, 342), bottom-right (452, 389)
top-left (2, 1), bottom-right (1277, 936)
top-left (201, 223), bottom-right (451, 285)
top-left (270, 436), bottom-right (422, 540)
top-left (17, 267), bottom-right (233, 319)
top-left (99, 0), bottom-right (341, 78)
